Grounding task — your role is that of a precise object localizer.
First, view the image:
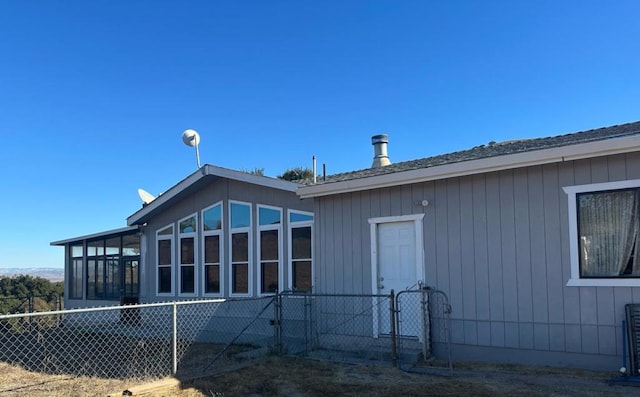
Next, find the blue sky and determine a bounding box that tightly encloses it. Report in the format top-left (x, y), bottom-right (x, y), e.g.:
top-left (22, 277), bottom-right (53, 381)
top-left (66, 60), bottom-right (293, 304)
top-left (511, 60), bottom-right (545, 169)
top-left (1, 0), bottom-right (639, 268)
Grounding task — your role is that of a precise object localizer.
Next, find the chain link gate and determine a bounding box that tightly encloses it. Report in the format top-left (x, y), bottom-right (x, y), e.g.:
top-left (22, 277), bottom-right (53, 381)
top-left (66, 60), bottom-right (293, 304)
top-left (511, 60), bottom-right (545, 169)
top-left (276, 292), bottom-right (397, 361)
top-left (396, 284), bottom-right (452, 375)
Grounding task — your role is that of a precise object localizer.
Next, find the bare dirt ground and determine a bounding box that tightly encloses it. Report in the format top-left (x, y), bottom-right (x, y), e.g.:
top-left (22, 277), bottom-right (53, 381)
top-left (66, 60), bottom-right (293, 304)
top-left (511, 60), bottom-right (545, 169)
top-left (0, 357), bottom-right (637, 397)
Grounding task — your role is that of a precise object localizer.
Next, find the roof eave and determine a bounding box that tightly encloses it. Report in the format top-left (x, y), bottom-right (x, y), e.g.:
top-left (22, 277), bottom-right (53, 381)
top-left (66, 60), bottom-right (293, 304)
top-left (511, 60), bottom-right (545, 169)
top-left (205, 165), bottom-right (301, 192)
top-left (50, 226), bottom-right (139, 246)
top-left (297, 135), bottom-right (640, 199)
top-left (127, 167), bottom-right (206, 226)
top-left (127, 165), bottom-right (302, 226)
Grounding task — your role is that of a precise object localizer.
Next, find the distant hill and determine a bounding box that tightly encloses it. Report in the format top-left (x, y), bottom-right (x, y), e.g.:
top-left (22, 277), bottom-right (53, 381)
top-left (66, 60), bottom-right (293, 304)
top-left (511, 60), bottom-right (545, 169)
top-left (0, 268), bottom-right (64, 282)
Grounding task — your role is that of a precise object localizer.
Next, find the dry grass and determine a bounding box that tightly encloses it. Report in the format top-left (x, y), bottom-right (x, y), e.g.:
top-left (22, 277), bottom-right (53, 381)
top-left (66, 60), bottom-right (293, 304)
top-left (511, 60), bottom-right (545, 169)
top-left (176, 357), bottom-right (633, 397)
top-left (0, 362), bottom-right (129, 397)
top-left (0, 356), bottom-right (635, 397)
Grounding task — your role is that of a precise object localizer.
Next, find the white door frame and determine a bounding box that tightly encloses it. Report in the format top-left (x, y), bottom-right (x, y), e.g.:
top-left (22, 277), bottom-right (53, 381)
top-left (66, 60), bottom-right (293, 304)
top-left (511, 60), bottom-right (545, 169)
top-left (369, 213), bottom-right (425, 337)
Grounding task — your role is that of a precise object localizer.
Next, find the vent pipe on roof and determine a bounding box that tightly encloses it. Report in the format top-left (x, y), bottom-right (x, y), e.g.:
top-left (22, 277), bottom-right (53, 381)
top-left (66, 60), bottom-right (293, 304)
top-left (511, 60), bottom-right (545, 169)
top-left (371, 134), bottom-right (391, 168)
top-left (312, 155), bottom-right (317, 184)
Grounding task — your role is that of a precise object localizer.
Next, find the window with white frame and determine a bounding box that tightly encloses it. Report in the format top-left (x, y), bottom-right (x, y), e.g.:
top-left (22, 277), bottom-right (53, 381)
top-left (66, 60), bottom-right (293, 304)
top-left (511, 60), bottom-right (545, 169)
top-left (69, 244), bottom-right (83, 299)
top-left (202, 202), bottom-right (223, 295)
top-left (179, 214), bottom-right (197, 295)
top-left (230, 201), bottom-right (251, 295)
top-left (564, 179), bottom-right (640, 286)
top-left (157, 224), bottom-right (174, 294)
top-left (258, 205), bottom-right (282, 294)
top-left (288, 210), bottom-right (313, 292)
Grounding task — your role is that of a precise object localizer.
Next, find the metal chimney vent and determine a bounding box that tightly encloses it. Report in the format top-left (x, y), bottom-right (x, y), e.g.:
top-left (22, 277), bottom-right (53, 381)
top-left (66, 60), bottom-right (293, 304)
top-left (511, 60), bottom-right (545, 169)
top-left (371, 134), bottom-right (391, 168)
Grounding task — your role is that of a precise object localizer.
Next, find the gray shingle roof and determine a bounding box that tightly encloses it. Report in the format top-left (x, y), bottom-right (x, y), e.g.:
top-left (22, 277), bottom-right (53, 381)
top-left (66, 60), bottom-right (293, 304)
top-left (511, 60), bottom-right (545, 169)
top-left (313, 121), bottom-right (640, 185)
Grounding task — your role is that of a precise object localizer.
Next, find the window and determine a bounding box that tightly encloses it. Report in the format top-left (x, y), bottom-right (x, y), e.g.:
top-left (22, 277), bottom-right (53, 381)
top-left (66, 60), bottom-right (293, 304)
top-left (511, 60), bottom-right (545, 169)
top-left (105, 237), bottom-right (120, 299)
top-left (69, 245), bottom-right (83, 299)
top-left (86, 240), bottom-right (104, 300)
top-left (202, 202), bottom-right (223, 295)
top-left (565, 179), bottom-right (640, 286)
top-left (179, 214), bottom-right (197, 295)
top-left (85, 238), bottom-right (120, 300)
top-left (258, 206), bottom-right (281, 294)
top-left (157, 224), bottom-right (174, 295)
top-left (63, 231), bottom-right (140, 302)
top-left (123, 259), bottom-right (139, 297)
top-left (230, 201), bottom-right (251, 295)
top-left (123, 233), bottom-right (140, 256)
top-left (289, 211), bottom-right (313, 292)
top-left (122, 234), bottom-right (140, 297)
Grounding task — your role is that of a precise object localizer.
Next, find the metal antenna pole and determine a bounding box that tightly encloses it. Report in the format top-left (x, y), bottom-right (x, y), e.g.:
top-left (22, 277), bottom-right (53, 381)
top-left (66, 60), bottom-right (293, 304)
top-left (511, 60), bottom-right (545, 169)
top-left (195, 143), bottom-right (201, 168)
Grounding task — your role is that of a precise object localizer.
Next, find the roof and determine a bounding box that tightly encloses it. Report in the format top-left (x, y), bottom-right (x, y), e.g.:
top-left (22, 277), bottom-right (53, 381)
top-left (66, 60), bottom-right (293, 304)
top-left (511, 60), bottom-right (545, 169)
top-left (51, 226), bottom-right (139, 246)
top-left (298, 121), bottom-right (640, 198)
top-left (127, 164), bottom-right (302, 226)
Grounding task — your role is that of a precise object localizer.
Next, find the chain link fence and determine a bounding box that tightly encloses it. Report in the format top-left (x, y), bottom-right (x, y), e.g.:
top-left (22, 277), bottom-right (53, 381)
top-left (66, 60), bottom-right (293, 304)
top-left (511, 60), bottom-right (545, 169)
top-left (273, 288), bottom-right (452, 373)
top-left (0, 288), bottom-right (451, 394)
top-left (0, 294), bottom-right (63, 315)
top-left (0, 297), bottom-right (279, 394)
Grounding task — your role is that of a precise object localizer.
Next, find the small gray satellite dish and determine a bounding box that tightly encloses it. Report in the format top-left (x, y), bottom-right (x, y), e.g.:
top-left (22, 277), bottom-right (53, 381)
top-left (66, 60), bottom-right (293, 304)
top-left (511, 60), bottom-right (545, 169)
top-left (182, 129), bottom-right (202, 168)
top-left (137, 188), bottom-right (156, 204)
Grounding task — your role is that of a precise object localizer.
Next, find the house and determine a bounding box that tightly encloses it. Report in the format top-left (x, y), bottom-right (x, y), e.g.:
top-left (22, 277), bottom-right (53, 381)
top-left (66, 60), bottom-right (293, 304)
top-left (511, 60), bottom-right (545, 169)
top-left (296, 121), bottom-right (640, 370)
top-left (52, 165), bottom-right (314, 308)
top-left (53, 120), bottom-right (640, 370)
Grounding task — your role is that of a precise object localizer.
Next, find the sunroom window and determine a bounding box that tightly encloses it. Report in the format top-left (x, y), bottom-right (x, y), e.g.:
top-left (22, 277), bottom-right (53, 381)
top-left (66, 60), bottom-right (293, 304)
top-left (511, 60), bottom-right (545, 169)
top-left (202, 203), bottom-right (223, 295)
top-left (258, 206), bottom-right (281, 294)
top-left (179, 214), bottom-right (197, 295)
top-left (230, 201), bottom-right (251, 295)
top-left (69, 245), bottom-right (83, 299)
top-left (577, 189), bottom-right (640, 277)
top-left (157, 225), bottom-right (174, 294)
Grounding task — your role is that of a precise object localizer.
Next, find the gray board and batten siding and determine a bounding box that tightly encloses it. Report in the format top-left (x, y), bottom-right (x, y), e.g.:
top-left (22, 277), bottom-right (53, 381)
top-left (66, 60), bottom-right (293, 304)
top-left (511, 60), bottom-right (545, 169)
top-left (311, 151), bottom-right (640, 370)
top-left (135, 175), bottom-right (313, 302)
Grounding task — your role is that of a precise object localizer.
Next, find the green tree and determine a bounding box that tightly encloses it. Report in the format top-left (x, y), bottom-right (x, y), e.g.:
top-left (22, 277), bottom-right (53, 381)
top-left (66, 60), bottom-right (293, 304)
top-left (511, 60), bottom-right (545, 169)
top-left (0, 275), bottom-right (63, 314)
top-left (278, 167), bottom-right (315, 182)
top-left (240, 167), bottom-right (265, 176)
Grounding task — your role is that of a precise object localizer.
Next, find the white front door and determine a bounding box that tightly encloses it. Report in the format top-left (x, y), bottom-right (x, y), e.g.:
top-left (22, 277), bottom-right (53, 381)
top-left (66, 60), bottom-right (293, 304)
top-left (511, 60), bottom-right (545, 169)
top-left (376, 221), bottom-right (420, 336)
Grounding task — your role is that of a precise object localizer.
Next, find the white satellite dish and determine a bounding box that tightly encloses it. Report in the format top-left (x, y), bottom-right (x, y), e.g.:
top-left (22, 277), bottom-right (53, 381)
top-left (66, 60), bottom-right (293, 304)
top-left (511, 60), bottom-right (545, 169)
top-left (182, 129), bottom-right (202, 168)
top-left (182, 129), bottom-right (200, 147)
top-left (137, 188), bottom-right (156, 204)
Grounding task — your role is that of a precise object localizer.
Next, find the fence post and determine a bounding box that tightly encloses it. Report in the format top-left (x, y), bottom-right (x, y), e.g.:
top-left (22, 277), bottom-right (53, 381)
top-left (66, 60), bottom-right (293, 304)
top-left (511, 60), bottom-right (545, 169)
top-left (303, 294), bottom-right (309, 353)
top-left (55, 295), bottom-right (61, 325)
top-left (274, 294), bottom-right (282, 355)
top-left (27, 295), bottom-right (34, 329)
top-left (389, 289), bottom-right (397, 367)
top-left (420, 288), bottom-right (429, 361)
top-left (172, 302), bottom-right (178, 375)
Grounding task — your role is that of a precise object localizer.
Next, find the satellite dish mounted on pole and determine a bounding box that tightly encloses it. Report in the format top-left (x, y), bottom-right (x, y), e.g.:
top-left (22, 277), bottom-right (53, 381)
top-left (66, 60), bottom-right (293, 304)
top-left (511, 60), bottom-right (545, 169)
top-left (182, 129), bottom-right (202, 169)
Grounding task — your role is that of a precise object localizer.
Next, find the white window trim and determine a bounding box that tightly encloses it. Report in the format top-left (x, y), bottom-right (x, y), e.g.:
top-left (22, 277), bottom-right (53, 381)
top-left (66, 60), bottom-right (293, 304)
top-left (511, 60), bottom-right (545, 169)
top-left (564, 178), bottom-right (640, 287)
top-left (156, 224), bottom-right (175, 297)
top-left (257, 205), bottom-right (283, 295)
top-left (368, 213), bottom-right (425, 337)
top-left (287, 210), bottom-right (314, 291)
top-left (229, 200), bottom-right (253, 297)
top-left (201, 202), bottom-right (224, 297)
top-left (178, 213), bottom-right (198, 297)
